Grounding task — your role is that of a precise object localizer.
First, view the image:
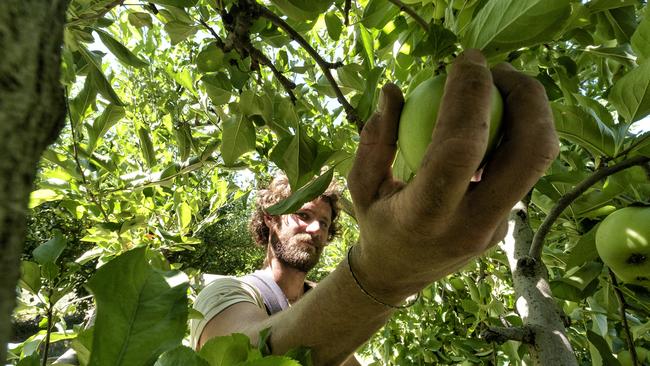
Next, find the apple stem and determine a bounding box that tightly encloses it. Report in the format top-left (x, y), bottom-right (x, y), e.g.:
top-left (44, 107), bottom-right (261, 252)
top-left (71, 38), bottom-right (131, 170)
top-left (609, 269), bottom-right (640, 366)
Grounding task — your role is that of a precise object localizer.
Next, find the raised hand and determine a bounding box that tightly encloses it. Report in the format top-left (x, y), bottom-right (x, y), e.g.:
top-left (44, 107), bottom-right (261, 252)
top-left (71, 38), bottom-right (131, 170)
top-left (347, 49), bottom-right (559, 305)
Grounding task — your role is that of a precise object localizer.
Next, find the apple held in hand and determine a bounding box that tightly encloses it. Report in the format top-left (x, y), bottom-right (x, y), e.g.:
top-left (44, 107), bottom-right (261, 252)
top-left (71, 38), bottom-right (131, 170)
top-left (595, 206), bottom-right (650, 285)
top-left (397, 74), bottom-right (504, 172)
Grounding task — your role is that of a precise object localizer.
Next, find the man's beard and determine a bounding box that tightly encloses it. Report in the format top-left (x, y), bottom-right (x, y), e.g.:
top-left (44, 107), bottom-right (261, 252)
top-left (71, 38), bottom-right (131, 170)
top-left (270, 231), bottom-right (324, 273)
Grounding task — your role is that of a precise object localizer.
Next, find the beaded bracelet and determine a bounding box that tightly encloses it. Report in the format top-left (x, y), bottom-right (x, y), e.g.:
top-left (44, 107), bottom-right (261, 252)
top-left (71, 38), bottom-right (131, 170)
top-left (346, 245), bottom-right (420, 309)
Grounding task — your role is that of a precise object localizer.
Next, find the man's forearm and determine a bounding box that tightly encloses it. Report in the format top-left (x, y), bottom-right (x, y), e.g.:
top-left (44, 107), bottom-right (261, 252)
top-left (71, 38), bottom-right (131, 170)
top-left (247, 256), bottom-right (403, 365)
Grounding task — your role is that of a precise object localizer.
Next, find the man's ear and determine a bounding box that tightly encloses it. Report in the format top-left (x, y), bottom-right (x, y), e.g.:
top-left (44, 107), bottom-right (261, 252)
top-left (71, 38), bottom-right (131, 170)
top-left (263, 213), bottom-right (277, 228)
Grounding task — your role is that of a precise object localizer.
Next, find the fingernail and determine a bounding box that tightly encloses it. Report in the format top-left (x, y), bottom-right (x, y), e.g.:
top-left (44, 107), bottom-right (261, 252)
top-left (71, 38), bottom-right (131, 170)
top-left (461, 48), bottom-right (486, 66)
top-left (378, 88), bottom-right (386, 112)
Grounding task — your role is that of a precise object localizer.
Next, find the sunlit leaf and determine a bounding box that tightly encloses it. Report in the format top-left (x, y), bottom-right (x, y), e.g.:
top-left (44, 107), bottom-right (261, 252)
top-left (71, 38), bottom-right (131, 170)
top-left (609, 60), bottom-right (650, 123)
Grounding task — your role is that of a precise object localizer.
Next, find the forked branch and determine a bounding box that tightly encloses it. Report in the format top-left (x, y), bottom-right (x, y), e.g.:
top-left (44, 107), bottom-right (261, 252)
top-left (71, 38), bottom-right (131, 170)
top-left (529, 155), bottom-right (650, 259)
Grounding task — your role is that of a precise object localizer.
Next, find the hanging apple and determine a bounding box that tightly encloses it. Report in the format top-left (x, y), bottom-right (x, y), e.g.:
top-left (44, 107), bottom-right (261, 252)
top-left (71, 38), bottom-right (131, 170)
top-left (595, 206), bottom-right (650, 285)
top-left (397, 74), bottom-right (504, 173)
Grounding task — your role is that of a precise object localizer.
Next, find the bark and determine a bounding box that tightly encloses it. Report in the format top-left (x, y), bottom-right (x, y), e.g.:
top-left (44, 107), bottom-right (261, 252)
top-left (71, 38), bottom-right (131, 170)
top-left (0, 1), bottom-right (68, 361)
top-left (500, 202), bottom-right (578, 366)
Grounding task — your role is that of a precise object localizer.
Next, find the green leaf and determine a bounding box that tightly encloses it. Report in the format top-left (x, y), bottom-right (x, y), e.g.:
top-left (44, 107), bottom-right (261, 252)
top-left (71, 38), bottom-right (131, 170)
top-left (551, 102), bottom-right (616, 157)
top-left (356, 67), bottom-right (383, 122)
top-left (609, 60), bottom-right (650, 123)
top-left (240, 356), bottom-right (302, 366)
top-left (137, 125), bottom-right (157, 168)
top-left (362, 0), bottom-right (401, 30)
top-left (586, 0), bottom-right (638, 13)
top-left (89, 104), bottom-right (126, 152)
top-left (149, 0), bottom-right (198, 8)
top-left (283, 347), bottom-right (312, 366)
top-left (29, 189), bottom-right (63, 209)
top-left (19, 261), bottom-right (41, 294)
top-left (267, 167), bottom-right (334, 215)
top-left (202, 74), bottom-right (232, 105)
top-left (411, 24), bottom-right (458, 59)
top-left (80, 46), bottom-right (126, 106)
top-left (128, 12), bottom-right (153, 28)
top-left (240, 90), bottom-right (273, 124)
top-left (178, 202), bottom-right (192, 230)
top-left (87, 247), bottom-right (189, 366)
top-left (462, 0), bottom-right (571, 56)
top-left (566, 224), bottom-right (600, 270)
top-left (33, 230), bottom-right (68, 266)
top-left (220, 115), bottom-right (256, 166)
top-left (69, 74), bottom-right (97, 129)
top-left (586, 330), bottom-right (621, 366)
top-left (631, 14), bottom-right (650, 62)
top-left (198, 333), bottom-right (250, 366)
top-left (155, 346), bottom-right (209, 366)
top-left (324, 13), bottom-right (343, 41)
top-left (196, 43), bottom-right (224, 73)
top-left (71, 327), bottom-right (94, 365)
top-left (95, 29), bottom-right (148, 68)
top-left (16, 354), bottom-right (40, 366)
top-left (357, 24), bottom-right (375, 69)
top-left (164, 21), bottom-right (199, 45)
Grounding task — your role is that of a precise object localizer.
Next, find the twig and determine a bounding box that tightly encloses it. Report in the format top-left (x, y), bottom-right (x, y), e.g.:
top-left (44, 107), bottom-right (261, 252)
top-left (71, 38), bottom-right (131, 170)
top-left (258, 6), bottom-right (361, 129)
top-left (610, 270), bottom-right (639, 366)
top-left (386, 0), bottom-right (428, 30)
top-left (481, 326), bottom-right (534, 344)
top-left (612, 132), bottom-right (650, 160)
top-left (65, 89), bottom-right (110, 221)
top-left (198, 18), bottom-right (297, 102)
top-left (41, 293), bottom-right (54, 366)
top-left (344, 0), bottom-right (352, 26)
top-left (529, 155), bottom-right (650, 259)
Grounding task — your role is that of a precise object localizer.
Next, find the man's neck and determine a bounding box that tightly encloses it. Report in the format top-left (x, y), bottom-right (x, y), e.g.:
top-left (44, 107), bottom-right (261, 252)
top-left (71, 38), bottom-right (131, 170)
top-left (263, 258), bottom-right (307, 304)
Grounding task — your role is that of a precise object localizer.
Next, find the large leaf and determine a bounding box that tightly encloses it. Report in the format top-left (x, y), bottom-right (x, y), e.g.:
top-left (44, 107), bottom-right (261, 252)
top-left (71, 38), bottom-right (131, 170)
top-left (149, 0), bottom-right (198, 8)
top-left (266, 167), bottom-right (334, 215)
top-left (362, 0), bottom-right (401, 30)
top-left (87, 247), bottom-right (189, 366)
top-left (609, 60), bottom-right (650, 123)
top-left (220, 115), bottom-right (256, 166)
top-left (69, 74), bottom-right (97, 129)
top-left (95, 28), bottom-right (148, 68)
top-left (462, 0), bottom-right (571, 56)
top-left (137, 125), bottom-right (157, 168)
top-left (198, 334), bottom-right (250, 366)
top-left (155, 346), bottom-right (209, 366)
top-left (88, 104), bottom-right (126, 152)
top-left (33, 230), bottom-right (67, 266)
top-left (164, 21), bottom-right (198, 45)
top-left (355, 67), bottom-right (383, 122)
top-left (19, 261), bottom-right (41, 295)
top-left (80, 46), bottom-right (126, 106)
top-left (551, 102), bottom-right (616, 157)
top-left (411, 24), bottom-right (458, 59)
top-left (586, 330), bottom-right (621, 366)
top-left (631, 14), bottom-right (650, 62)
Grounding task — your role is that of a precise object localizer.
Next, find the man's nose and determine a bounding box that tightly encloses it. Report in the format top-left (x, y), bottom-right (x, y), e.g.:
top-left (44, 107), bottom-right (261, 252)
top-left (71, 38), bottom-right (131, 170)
top-left (305, 220), bottom-right (322, 234)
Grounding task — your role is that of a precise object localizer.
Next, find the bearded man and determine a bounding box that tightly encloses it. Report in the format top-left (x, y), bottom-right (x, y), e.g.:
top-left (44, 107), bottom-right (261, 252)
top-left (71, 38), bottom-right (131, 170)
top-left (189, 50), bottom-right (559, 366)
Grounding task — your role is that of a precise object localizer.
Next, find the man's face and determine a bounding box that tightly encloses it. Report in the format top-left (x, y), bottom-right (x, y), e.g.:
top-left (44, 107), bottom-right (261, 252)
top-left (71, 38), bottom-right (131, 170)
top-left (269, 198), bottom-right (333, 273)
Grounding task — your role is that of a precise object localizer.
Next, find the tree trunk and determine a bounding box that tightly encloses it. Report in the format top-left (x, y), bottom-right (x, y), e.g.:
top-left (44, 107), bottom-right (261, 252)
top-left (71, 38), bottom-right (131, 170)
top-left (0, 1), bottom-right (68, 361)
top-left (500, 202), bottom-right (578, 365)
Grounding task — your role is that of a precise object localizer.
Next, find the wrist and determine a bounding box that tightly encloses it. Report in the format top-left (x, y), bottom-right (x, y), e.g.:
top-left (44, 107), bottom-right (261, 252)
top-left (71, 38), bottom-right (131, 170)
top-left (348, 244), bottom-right (422, 306)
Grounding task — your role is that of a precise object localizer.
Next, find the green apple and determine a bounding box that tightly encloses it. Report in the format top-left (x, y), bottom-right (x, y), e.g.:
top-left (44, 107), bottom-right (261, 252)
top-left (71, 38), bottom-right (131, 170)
top-left (397, 74), bottom-right (504, 173)
top-left (595, 206), bottom-right (650, 285)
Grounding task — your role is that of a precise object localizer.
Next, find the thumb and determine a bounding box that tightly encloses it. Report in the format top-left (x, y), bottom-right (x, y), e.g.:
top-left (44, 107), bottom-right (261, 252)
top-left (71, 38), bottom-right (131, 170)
top-left (348, 83), bottom-right (404, 210)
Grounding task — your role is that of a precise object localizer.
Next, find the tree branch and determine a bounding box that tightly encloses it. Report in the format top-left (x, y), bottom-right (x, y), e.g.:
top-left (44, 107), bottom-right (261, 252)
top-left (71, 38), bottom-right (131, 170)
top-left (529, 155), bottom-right (650, 259)
top-left (344, 0), bottom-right (352, 26)
top-left (610, 270), bottom-right (640, 366)
top-left (481, 326), bottom-right (535, 344)
top-left (65, 89), bottom-right (110, 221)
top-left (386, 0), bottom-right (428, 30)
top-left (198, 18), bottom-right (297, 102)
top-left (258, 6), bottom-right (362, 129)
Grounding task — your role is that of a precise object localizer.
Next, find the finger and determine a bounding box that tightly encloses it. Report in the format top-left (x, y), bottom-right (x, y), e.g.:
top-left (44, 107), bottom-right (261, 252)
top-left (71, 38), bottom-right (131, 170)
top-left (409, 49), bottom-right (494, 215)
top-left (465, 63), bottom-right (559, 224)
top-left (348, 83), bottom-right (404, 210)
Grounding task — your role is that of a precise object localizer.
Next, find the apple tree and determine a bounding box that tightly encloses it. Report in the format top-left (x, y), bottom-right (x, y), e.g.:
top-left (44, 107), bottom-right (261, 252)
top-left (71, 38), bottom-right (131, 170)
top-left (3, 0), bottom-right (650, 365)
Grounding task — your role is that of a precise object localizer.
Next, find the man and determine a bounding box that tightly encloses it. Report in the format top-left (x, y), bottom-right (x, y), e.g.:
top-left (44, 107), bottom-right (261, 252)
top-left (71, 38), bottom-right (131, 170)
top-left (190, 49), bottom-right (559, 366)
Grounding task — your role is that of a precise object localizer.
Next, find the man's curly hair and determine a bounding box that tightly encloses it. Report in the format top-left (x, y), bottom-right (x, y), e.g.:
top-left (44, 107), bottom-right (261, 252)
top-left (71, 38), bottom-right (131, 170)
top-left (249, 174), bottom-right (341, 247)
